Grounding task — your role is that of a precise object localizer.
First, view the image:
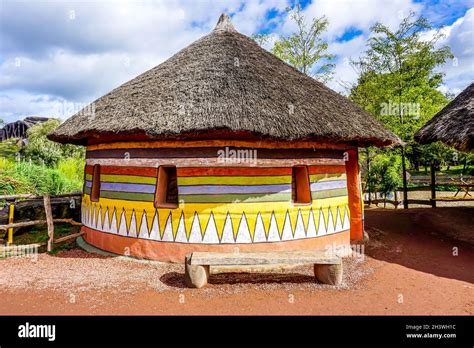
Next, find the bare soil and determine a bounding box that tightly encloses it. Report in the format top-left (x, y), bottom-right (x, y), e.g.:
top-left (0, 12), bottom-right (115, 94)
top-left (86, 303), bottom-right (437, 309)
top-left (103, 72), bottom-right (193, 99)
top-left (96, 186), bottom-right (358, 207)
top-left (0, 207), bottom-right (473, 315)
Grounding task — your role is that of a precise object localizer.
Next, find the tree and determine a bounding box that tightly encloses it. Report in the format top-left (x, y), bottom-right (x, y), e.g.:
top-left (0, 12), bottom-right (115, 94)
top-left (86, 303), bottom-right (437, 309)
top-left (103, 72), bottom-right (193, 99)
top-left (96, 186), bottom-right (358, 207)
top-left (253, 3), bottom-right (335, 82)
top-left (350, 12), bottom-right (453, 207)
top-left (252, 33), bottom-right (271, 47)
top-left (21, 119), bottom-right (84, 166)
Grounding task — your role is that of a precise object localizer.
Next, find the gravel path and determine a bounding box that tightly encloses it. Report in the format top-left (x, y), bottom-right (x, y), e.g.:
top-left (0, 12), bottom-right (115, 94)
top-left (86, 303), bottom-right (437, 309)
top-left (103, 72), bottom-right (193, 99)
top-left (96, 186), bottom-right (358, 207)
top-left (0, 249), bottom-right (370, 296)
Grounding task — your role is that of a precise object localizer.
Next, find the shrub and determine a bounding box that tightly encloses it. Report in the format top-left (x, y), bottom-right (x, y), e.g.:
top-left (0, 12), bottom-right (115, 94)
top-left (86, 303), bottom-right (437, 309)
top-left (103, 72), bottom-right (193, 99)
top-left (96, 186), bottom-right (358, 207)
top-left (20, 119), bottom-right (85, 166)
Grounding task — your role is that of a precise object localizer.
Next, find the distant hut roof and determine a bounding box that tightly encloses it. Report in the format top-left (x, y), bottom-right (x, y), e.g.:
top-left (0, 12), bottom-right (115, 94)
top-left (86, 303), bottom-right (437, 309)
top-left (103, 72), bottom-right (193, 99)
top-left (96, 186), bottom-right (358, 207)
top-left (415, 83), bottom-right (474, 152)
top-left (1, 116), bottom-right (50, 141)
top-left (49, 14), bottom-right (400, 147)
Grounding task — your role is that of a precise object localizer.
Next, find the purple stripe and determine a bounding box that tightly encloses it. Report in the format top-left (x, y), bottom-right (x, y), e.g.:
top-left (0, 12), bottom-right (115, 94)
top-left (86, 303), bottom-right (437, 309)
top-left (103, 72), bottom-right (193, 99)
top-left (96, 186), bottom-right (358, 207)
top-left (100, 182), bottom-right (156, 194)
top-left (310, 180), bottom-right (347, 191)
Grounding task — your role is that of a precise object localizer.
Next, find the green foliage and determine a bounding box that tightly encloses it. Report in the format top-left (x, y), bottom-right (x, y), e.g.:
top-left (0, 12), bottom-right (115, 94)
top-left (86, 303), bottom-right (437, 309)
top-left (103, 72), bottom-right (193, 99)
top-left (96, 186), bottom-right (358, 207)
top-left (57, 157), bottom-right (85, 184)
top-left (0, 158), bottom-right (33, 195)
top-left (20, 119), bottom-right (85, 166)
top-left (251, 33), bottom-right (270, 47)
top-left (363, 149), bottom-right (403, 195)
top-left (351, 11), bottom-right (453, 141)
top-left (0, 118), bottom-right (85, 196)
top-left (253, 3), bottom-right (335, 81)
top-left (350, 12), bottom-right (455, 193)
top-left (0, 138), bottom-right (21, 158)
top-left (406, 141), bottom-right (454, 171)
top-left (0, 158), bottom-right (84, 196)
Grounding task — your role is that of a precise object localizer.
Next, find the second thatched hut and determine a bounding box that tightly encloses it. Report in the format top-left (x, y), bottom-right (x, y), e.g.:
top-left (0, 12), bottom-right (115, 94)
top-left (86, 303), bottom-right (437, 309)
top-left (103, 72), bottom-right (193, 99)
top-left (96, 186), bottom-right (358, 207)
top-left (416, 82), bottom-right (473, 152)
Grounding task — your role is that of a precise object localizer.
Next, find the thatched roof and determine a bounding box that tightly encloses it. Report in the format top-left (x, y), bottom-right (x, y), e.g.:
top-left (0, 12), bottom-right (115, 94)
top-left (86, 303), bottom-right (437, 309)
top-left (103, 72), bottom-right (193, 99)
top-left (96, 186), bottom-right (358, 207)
top-left (415, 83), bottom-right (474, 152)
top-left (49, 14), bottom-right (400, 147)
top-left (1, 116), bottom-right (50, 141)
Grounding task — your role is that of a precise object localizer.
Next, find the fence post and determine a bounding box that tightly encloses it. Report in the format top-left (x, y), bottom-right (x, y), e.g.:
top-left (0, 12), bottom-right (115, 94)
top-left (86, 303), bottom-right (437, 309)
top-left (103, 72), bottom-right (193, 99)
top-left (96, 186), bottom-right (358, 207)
top-left (7, 203), bottom-right (14, 245)
top-left (43, 194), bottom-right (54, 252)
top-left (430, 162), bottom-right (436, 208)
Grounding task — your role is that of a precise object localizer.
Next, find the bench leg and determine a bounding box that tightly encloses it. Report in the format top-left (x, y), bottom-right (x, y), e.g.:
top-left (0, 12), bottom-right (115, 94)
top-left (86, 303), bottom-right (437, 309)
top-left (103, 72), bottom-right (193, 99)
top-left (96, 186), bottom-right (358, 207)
top-left (314, 263), bottom-right (343, 286)
top-left (185, 255), bottom-right (209, 288)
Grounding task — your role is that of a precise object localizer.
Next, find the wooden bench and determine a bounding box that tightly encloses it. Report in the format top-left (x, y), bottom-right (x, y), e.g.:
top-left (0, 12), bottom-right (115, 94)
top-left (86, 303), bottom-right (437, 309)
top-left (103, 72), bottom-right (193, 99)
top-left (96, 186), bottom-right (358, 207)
top-left (184, 251), bottom-right (342, 288)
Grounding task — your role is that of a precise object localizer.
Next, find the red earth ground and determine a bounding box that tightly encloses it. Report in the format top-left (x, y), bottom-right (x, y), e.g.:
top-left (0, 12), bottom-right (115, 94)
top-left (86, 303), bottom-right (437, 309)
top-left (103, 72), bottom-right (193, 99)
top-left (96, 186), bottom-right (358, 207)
top-left (0, 207), bottom-right (473, 315)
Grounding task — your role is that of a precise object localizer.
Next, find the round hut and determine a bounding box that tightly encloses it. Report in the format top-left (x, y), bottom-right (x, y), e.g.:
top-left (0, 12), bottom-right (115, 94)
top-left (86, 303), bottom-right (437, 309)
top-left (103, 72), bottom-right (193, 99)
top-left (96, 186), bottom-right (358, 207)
top-left (49, 14), bottom-right (399, 262)
top-left (415, 82), bottom-right (473, 152)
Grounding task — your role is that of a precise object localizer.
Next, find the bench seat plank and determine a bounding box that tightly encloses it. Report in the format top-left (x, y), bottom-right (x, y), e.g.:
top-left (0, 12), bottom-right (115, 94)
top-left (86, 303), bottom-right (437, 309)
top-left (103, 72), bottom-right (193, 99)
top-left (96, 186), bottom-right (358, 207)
top-left (190, 250), bottom-right (340, 266)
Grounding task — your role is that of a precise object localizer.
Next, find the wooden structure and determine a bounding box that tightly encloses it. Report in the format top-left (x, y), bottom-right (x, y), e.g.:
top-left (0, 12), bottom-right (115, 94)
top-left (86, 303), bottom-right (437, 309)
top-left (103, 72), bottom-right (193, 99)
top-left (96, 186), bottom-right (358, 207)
top-left (48, 14), bottom-right (399, 262)
top-left (185, 251), bottom-right (342, 288)
top-left (415, 83), bottom-right (473, 152)
top-left (0, 193), bottom-right (82, 251)
top-left (415, 82), bottom-right (473, 207)
top-left (364, 175), bottom-right (473, 208)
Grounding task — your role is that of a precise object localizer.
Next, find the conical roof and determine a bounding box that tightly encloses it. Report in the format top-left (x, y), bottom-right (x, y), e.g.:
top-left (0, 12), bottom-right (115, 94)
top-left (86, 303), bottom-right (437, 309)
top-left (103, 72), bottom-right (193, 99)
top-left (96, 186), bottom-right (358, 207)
top-left (49, 14), bottom-right (400, 147)
top-left (415, 82), bottom-right (473, 152)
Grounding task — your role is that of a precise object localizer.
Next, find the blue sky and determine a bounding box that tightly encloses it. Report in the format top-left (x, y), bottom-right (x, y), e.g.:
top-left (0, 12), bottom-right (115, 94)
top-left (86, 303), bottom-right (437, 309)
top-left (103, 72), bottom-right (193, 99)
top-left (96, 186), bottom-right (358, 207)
top-left (0, 0), bottom-right (473, 123)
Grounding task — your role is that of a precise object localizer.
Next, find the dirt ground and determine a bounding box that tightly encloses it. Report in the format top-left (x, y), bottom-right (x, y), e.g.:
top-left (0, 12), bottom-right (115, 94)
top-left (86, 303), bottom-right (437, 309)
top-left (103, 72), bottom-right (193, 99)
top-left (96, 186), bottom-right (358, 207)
top-left (0, 207), bottom-right (473, 315)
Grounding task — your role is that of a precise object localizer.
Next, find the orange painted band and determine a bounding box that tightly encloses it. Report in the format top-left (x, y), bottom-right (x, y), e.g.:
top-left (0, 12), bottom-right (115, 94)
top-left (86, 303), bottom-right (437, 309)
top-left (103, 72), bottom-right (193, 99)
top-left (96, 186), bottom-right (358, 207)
top-left (82, 226), bottom-right (350, 263)
top-left (87, 140), bottom-right (356, 152)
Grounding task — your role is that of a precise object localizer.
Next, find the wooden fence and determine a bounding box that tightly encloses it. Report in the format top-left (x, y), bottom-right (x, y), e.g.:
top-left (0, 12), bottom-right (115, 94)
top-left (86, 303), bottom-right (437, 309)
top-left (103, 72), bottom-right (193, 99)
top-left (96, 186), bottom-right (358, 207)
top-left (0, 193), bottom-right (82, 251)
top-left (364, 175), bottom-right (474, 208)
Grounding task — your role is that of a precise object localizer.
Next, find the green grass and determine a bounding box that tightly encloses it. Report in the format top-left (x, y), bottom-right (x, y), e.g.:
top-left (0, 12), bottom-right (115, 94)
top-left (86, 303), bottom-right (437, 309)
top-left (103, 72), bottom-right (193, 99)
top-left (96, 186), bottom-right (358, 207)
top-left (0, 157), bottom-right (84, 197)
top-left (409, 164), bottom-right (473, 176)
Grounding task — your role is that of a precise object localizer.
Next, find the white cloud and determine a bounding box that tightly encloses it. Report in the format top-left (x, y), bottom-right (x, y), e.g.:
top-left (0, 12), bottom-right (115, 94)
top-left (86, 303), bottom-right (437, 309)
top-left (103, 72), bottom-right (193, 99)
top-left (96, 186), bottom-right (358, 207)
top-left (0, 0), bottom-right (472, 123)
top-left (0, 0), bottom-right (289, 120)
top-left (302, 0), bottom-right (423, 39)
top-left (268, 0), bottom-right (425, 92)
top-left (0, 92), bottom-right (72, 123)
top-left (437, 8), bottom-right (474, 94)
top-left (321, 3), bottom-right (473, 94)
top-left (0, 50), bottom-right (166, 100)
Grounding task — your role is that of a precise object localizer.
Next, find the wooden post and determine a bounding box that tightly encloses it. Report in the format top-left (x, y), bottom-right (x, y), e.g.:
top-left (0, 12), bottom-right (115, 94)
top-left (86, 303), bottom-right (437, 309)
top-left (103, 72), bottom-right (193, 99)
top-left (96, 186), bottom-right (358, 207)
top-left (430, 162), bottom-right (436, 208)
top-left (7, 203), bottom-right (14, 245)
top-left (43, 194), bottom-right (54, 252)
top-left (366, 148), bottom-right (372, 206)
top-left (401, 146), bottom-right (409, 209)
top-left (345, 149), bottom-right (363, 241)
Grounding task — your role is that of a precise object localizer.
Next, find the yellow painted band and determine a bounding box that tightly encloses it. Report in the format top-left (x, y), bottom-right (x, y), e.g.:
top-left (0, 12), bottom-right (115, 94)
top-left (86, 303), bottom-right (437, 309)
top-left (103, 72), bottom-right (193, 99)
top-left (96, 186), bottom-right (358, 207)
top-left (177, 176), bottom-right (291, 185)
top-left (83, 195), bottom-right (348, 214)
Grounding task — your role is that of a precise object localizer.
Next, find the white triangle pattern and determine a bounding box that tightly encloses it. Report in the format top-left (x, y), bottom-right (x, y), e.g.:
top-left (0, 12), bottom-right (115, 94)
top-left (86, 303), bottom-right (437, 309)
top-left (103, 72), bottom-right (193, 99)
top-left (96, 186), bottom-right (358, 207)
top-left (81, 203), bottom-right (351, 244)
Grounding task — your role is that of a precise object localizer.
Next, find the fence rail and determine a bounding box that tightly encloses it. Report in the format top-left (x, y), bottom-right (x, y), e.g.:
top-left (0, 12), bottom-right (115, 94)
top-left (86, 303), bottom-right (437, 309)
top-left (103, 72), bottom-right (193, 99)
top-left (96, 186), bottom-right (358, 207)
top-left (0, 192), bottom-right (82, 250)
top-left (364, 174), bottom-right (473, 208)
top-left (407, 175), bottom-right (473, 185)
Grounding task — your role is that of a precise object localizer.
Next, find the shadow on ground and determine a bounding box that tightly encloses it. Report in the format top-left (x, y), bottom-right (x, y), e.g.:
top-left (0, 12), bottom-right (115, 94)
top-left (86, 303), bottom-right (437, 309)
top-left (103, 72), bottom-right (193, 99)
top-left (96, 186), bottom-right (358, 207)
top-left (160, 271), bottom-right (318, 288)
top-left (364, 207), bottom-right (474, 284)
top-left (53, 249), bottom-right (113, 259)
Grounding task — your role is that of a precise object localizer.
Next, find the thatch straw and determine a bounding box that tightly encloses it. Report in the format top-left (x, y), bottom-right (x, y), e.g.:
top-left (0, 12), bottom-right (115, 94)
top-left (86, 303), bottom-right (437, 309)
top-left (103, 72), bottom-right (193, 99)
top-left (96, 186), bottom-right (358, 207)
top-left (49, 14), bottom-right (400, 147)
top-left (415, 83), bottom-right (473, 152)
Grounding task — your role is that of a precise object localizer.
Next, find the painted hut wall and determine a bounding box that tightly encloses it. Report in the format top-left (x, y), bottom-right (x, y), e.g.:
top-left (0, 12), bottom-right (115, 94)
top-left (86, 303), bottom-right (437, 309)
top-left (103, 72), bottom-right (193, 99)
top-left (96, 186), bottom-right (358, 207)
top-left (80, 143), bottom-right (357, 262)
